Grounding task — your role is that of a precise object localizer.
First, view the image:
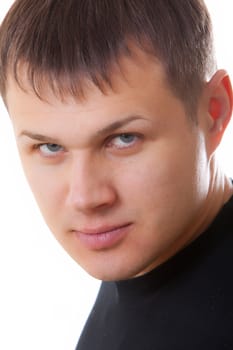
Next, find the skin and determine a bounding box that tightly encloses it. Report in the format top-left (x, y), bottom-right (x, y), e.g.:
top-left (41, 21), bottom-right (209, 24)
top-left (5, 50), bottom-right (233, 281)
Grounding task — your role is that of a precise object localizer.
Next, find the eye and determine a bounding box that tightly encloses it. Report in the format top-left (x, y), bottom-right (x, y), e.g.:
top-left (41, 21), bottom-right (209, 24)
top-left (36, 143), bottom-right (64, 157)
top-left (107, 133), bottom-right (140, 149)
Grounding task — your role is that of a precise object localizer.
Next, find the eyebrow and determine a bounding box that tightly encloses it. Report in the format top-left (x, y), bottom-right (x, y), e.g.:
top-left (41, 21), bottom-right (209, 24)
top-left (19, 132), bottom-right (60, 144)
top-left (19, 115), bottom-right (147, 143)
top-left (96, 115), bottom-right (147, 136)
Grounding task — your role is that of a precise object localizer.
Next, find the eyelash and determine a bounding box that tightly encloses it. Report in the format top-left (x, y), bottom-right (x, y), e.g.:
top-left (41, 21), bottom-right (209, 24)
top-left (33, 143), bottom-right (64, 157)
top-left (33, 133), bottom-right (141, 157)
top-left (106, 133), bottom-right (141, 148)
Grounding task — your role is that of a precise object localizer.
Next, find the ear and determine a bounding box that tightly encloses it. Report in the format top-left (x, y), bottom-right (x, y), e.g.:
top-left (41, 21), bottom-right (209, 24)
top-left (205, 70), bottom-right (233, 153)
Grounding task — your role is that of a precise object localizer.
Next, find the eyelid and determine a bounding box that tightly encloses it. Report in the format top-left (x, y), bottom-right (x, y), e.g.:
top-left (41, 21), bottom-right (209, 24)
top-left (106, 132), bottom-right (140, 140)
top-left (106, 132), bottom-right (142, 148)
top-left (31, 132), bottom-right (141, 155)
top-left (33, 142), bottom-right (65, 157)
top-left (33, 142), bottom-right (63, 148)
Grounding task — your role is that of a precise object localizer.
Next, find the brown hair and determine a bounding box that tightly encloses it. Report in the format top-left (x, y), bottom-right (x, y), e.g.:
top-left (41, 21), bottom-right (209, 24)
top-left (0, 0), bottom-right (216, 113)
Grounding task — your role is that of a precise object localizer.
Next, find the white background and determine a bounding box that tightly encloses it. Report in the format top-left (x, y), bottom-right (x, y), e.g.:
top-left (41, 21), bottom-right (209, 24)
top-left (0, 1), bottom-right (232, 349)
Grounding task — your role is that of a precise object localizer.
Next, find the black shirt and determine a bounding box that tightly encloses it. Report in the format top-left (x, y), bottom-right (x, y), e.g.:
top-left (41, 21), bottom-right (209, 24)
top-left (76, 196), bottom-right (233, 349)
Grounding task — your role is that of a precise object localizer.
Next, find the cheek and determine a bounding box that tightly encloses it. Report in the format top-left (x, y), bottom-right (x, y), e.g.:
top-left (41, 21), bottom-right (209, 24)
top-left (118, 146), bottom-right (192, 193)
top-left (20, 160), bottom-right (63, 218)
top-left (116, 136), bottom-right (207, 215)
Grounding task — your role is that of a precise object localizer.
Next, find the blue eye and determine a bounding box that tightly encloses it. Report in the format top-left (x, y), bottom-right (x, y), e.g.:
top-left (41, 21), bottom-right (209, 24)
top-left (119, 134), bottom-right (136, 143)
top-left (109, 134), bottom-right (139, 149)
top-left (38, 143), bottom-right (64, 156)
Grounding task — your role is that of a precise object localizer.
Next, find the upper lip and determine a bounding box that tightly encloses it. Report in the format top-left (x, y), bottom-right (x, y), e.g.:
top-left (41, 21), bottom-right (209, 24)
top-left (73, 223), bottom-right (132, 235)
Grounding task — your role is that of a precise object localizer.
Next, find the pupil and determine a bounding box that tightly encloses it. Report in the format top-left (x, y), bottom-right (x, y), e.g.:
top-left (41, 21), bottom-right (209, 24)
top-left (120, 134), bottom-right (134, 143)
top-left (48, 144), bottom-right (60, 151)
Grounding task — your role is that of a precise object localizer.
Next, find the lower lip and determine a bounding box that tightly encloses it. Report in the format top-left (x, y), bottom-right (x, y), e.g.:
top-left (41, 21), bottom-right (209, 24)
top-left (74, 224), bottom-right (131, 250)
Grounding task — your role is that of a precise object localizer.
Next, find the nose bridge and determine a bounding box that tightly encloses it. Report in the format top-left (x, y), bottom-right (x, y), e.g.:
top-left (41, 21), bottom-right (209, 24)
top-left (66, 151), bottom-right (115, 211)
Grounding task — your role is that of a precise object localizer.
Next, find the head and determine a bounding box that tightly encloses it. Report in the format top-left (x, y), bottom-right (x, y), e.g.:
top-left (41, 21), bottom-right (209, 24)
top-left (0, 0), bottom-right (232, 281)
top-left (0, 0), bottom-right (216, 114)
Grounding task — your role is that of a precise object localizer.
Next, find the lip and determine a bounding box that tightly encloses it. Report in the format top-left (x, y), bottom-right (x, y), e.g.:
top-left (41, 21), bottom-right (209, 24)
top-left (73, 223), bottom-right (132, 250)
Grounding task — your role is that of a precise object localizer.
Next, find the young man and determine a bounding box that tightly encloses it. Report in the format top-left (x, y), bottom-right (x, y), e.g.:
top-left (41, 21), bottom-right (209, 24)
top-left (0, 0), bottom-right (232, 349)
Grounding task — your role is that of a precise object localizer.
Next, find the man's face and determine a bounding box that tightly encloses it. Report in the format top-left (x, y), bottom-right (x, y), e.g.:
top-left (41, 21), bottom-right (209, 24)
top-left (6, 52), bottom-right (210, 281)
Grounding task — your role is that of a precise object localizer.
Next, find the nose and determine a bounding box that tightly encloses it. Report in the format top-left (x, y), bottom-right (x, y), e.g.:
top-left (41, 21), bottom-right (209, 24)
top-left (65, 155), bottom-right (117, 212)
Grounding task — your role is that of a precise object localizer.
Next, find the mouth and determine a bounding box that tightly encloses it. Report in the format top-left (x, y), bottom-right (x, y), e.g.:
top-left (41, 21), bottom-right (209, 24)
top-left (73, 223), bottom-right (132, 250)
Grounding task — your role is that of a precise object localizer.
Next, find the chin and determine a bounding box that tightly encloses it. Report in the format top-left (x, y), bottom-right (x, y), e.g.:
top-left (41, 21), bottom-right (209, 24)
top-left (78, 260), bottom-right (144, 282)
top-left (82, 267), bottom-right (126, 282)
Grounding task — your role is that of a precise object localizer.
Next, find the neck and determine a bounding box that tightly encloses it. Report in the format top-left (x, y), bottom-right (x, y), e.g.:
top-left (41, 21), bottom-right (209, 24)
top-left (151, 159), bottom-right (232, 275)
top-left (208, 158), bottom-right (233, 212)
top-left (185, 157), bottom-right (233, 247)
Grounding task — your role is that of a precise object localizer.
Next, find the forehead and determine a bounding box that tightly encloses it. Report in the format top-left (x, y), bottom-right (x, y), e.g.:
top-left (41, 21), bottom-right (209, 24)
top-left (6, 48), bottom-right (189, 146)
top-left (6, 50), bottom-right (190, 151)
top-left (6, 47), bottom-right (170, 108)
